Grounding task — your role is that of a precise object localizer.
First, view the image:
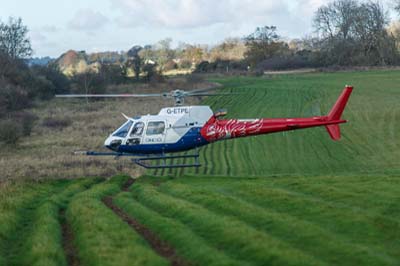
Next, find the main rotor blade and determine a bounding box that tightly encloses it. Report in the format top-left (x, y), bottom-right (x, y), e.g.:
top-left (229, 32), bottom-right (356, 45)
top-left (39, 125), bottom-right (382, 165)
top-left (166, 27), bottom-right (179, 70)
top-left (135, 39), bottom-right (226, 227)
top-left (55, 93), bottom-right (163, 98)
top-left (186, 86), bottom-right (222, 94)
top-left (187, 92), bottom-right (242, 96)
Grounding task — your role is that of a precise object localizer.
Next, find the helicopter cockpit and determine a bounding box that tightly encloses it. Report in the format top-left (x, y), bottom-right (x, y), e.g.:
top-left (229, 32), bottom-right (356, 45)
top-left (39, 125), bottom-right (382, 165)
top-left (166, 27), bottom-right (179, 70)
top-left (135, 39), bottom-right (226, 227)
top-left (105, 118), bottom-right (167, 151)
top-left (105, 120), bottom-right (133, 151)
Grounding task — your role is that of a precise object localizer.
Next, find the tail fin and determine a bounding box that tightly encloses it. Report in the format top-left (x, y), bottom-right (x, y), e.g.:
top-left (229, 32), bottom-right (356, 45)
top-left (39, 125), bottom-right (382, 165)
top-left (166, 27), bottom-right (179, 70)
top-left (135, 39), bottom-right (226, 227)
top-left (325, 85), bottom-right (353, 140)
top-left (328, 85), bottom-right (353, 121)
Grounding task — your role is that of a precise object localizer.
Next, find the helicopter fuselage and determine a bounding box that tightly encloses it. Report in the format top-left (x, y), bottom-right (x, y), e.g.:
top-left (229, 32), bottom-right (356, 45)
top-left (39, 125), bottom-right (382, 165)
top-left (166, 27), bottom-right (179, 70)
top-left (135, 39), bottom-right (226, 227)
top-left (104, 106), bottom-right (213, 154)
top-left (104, 85), bottom-right (353, 156)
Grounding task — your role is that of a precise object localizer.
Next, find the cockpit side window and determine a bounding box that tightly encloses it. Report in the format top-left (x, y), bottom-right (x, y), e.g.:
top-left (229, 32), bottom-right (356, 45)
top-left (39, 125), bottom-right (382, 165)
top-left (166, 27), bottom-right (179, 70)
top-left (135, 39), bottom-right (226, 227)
top-left (146, 121), bottom-right (165, 135)
top-left (130, 122), bottom-right (145, 136)
top-left (112, 121), bottom-right (133, 138)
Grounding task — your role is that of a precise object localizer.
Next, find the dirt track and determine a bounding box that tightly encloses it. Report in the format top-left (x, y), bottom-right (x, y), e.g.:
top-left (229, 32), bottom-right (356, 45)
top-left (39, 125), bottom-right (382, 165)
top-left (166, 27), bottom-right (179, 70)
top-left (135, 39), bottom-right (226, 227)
top-left (102, 179), bottom-right (189, 266)
top-left (60, 209), bottom-right (80, 266)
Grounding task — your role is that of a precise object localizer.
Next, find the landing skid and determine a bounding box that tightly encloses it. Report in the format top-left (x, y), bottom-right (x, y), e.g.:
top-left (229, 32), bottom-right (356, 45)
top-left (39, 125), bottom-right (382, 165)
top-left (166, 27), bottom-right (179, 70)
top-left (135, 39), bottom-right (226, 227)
top-left (133, 153), bottom-right (201, 169)
top-left (74, 150), bottom-right (201, 169)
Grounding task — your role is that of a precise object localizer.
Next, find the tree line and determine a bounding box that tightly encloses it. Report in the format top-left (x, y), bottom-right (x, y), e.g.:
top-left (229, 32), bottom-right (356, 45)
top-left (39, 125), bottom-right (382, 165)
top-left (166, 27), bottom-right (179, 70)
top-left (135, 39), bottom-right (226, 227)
top-left (118, 0), bottom-right (400, 76)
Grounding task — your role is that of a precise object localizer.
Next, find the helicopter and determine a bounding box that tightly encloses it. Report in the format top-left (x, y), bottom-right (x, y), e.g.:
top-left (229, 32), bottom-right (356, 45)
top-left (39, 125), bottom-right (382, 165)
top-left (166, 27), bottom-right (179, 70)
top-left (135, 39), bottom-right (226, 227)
top-left (56, 85), bottom-right (353, 169)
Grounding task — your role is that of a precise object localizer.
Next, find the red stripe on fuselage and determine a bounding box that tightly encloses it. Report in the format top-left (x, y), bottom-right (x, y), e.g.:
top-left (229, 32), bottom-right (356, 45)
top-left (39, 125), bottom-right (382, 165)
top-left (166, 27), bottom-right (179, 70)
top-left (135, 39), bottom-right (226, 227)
top-left (200, 116), bottom-right (346, 142)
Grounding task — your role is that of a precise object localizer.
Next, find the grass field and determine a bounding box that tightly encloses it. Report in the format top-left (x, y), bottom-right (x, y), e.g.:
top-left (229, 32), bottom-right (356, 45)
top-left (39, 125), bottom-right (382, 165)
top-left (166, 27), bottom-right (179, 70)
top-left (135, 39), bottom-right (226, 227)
top-left (1, 174), bottom-right (399, 265)
top-left (0, 70), bottom-right (399, 265)
top-left (153, 70), bottom-right (400, 177)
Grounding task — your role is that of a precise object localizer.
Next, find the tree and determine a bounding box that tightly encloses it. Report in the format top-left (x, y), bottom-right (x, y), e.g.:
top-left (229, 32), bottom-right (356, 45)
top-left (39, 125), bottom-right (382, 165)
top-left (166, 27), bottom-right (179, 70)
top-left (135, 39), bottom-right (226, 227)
top-left (209, 38), bottom-right (246, 62)
top-left (244, 26), bottom-right (289, 68)
top-left (154, 38), bottom-right (175, 70)
top-left (313, 0), bottom-right (397, 65)
top-left (126, 45), bottom-right (143, 80)
top-left (0, 17), bottom-right (32, 59)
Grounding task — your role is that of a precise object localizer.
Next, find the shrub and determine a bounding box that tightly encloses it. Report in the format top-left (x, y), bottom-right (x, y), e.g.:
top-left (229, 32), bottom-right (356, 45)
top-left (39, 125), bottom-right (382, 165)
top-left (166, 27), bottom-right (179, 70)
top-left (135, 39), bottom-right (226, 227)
top-left (14, 111), bottom-right (38, 136)
top-left (0, 120), bottom-right (22, 144)
top-left (0, 81), bottom-right (31, 112)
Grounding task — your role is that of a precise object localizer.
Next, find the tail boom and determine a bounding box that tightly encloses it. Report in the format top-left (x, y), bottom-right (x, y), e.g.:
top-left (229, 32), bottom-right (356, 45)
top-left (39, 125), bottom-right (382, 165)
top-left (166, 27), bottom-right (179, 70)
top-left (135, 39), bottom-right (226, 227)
top-left (200, 86), bottom-right (353, 142)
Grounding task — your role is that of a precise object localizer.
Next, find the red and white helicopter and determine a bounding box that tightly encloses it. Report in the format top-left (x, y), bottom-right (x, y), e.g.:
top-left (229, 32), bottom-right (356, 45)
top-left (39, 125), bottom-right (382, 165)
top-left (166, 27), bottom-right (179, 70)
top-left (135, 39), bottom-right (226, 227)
top-left (56, 85), bottom-right (353, 169)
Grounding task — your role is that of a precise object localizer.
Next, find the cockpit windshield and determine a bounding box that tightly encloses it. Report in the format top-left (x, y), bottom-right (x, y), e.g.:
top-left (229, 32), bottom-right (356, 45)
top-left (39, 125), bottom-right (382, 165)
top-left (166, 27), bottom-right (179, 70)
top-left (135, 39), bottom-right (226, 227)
top-left (112, 121), bottom-right (133, 138)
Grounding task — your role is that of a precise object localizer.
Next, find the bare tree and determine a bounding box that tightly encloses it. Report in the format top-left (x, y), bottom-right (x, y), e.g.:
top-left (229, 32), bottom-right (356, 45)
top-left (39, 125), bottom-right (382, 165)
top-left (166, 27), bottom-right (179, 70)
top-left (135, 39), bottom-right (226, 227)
top-left (0, 17), bottom-right (32, 59)
top-left (313, 0), bottom-right (397, 65)
top-left (127, 45), bottom-right (143, 80)
top-left (244, 26), bottom-right (289, 67)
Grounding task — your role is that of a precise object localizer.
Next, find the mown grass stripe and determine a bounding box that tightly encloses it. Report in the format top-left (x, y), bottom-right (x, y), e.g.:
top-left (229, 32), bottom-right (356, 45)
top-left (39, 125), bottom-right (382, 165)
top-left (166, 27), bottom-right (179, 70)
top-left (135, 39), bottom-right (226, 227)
top-left (1, 181), bottom-right (69, 266)
top-left (130, 183), bottom-right (327, 266)
top-left (113, 192), bottom-right (248, 266)
top-left (14, 178), bottom-right (99, 266)
top-left (222, 183), bottom-right (400, 260)
top-left (159, 182), bottom-right (396, 265)
top-left (67, 175), bottom-right (169, 266)
top-left (103, 196), bottom-right (189, 266)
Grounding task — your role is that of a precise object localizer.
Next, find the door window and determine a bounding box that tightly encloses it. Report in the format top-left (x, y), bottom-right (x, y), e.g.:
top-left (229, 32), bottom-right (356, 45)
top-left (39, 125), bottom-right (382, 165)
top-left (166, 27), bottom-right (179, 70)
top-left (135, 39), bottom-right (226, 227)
top-left (130, 122), bottom-right (145, 136)
top-left (146, 121), bottom-right (165, 135)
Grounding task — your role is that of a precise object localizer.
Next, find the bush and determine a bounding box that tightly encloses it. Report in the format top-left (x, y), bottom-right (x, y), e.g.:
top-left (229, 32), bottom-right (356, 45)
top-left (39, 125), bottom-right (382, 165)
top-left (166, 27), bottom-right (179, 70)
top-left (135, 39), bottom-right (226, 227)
top-left (14, 111), bottom-right (38, 136)
top-left (31, 64), bottom-right (71, 96)
top-left (0, 120), bottom-right (22, 144)
top-left (42, 117), bottom-right (72, 130)
top-left (0, 80), bottom-right (31, 113)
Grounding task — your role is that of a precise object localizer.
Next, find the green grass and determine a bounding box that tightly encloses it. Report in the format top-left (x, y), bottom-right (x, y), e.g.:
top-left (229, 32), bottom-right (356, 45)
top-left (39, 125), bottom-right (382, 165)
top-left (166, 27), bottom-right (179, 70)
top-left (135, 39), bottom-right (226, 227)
top-left (161, 70), bottom-right (400, 177)
top-left (114, 192), bottom-right (249, 266)
top-left (126, 182), bottom-right (324, 266)
top-left (0, 180), bottom-right (66, 265)
top-left (66, 175), bottom-right (169, 266)
top-left (119, 175), bottom-right (400, 265)
top-left (14, 178), bottom-right (99, 266)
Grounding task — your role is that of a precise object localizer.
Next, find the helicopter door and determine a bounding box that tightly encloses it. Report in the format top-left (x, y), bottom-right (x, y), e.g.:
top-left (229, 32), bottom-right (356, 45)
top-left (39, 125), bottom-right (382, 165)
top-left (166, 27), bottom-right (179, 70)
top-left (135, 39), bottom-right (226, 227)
top-left (126, 122), bottom-right (145, 145)
top-left (143, 121), bottom-right (166, 145)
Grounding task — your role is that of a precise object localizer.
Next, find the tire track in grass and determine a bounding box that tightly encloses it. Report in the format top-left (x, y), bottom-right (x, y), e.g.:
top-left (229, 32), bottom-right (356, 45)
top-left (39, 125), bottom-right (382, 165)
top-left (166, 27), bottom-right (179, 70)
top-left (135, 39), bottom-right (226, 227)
top-left (113, 193), bottom-right (248, 266)
top-left (60, 208), bottom-right (79, 266)
top-left (58, 179), bottom-right (104, 266)
top-left (132, 183), bottom-right (326, 266)
top-left (67, 175), bottom-right (169, 266)
top-left (102, 178), bottom-right (189, 266)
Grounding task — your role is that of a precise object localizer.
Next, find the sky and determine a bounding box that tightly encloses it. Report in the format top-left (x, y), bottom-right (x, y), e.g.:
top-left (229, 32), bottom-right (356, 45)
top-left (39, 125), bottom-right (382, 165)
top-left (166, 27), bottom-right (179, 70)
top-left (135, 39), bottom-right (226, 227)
top-left (0, 0), bottom-right (396, 57)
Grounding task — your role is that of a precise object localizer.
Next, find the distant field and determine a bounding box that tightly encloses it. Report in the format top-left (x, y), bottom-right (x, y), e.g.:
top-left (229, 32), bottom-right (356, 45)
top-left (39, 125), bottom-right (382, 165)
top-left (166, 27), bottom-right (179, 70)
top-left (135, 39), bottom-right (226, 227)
top-left (158, 70), bottom-right (400, 177)
top-left (0, 70), bottom-right (399, 265)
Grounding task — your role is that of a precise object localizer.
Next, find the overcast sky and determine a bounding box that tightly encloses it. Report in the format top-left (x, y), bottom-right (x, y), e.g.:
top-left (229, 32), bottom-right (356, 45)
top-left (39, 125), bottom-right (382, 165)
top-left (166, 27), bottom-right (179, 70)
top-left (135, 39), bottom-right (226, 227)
top-left (0, 0), bottom-right (396, 57)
